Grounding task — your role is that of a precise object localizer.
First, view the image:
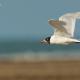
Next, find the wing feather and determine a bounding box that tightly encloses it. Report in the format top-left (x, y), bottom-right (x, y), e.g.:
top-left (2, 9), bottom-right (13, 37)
top-left (48, 19), bottom-right (69, 37)
top-left (59, 12), bottom-right (80, 37)
top-left (48, 12), bottom-right (80, 37)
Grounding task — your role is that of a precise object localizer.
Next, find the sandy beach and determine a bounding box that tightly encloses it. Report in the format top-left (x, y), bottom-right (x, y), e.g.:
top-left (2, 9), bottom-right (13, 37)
top-left (0, 60), bottom-right (80, 80)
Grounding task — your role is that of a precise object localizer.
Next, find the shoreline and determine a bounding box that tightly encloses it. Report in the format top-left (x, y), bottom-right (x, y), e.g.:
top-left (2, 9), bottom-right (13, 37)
top-left (0, 54), bottom-right (80, 61)
top-left (0, 56), bottom-right (80, 63)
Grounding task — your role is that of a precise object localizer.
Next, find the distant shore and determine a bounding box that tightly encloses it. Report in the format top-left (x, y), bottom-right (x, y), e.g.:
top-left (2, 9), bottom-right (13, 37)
top-left (0, 60), bottom-right (80, 80)
top-left (1, 52), bottom-right (80, 62)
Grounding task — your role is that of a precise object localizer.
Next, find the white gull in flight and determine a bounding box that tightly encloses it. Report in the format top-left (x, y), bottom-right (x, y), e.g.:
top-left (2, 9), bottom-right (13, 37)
top-left (41, 12), bottom-right (80, 45)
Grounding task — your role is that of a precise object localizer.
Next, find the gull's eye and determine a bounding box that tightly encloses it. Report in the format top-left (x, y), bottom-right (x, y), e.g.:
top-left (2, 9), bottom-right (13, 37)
top-left (47, 38), bottom-right (49, 41)
top-left (45, 37), bottom-right (50, 41)
top-left (45, 38), bottom-right (48, 41)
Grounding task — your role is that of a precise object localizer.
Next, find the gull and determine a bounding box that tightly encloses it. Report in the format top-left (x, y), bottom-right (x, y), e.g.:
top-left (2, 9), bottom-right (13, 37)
top-left (41, 12), bottom-right (80, 45)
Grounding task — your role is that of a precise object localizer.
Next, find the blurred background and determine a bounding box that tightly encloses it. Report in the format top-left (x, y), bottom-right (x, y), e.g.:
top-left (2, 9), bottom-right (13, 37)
top-left (0, 0), bottom-right (80, 60)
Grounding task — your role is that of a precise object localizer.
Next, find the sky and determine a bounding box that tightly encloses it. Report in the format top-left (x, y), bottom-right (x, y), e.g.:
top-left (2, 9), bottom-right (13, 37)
top-left (0, 0), bottom-right (80, 40)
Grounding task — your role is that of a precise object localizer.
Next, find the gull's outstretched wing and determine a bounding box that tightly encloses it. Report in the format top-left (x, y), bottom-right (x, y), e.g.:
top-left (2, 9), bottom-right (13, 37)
top-left (59, 12), bottom-right (80, 37)
top-left (48, 19), bottom-right (69, 37)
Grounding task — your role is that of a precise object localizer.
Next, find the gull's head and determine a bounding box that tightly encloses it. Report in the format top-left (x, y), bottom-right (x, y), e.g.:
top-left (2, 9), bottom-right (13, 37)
top-left (41, 37), bottom-right (51, 44)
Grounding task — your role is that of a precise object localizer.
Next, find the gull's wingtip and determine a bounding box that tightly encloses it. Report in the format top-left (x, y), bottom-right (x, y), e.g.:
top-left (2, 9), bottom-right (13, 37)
top-left (48, 19), bottom-right (54, 22)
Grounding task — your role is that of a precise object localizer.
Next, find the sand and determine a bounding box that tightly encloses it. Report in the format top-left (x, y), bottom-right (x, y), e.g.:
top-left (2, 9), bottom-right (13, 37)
top-left (0, 60), bottom-right (80, 80)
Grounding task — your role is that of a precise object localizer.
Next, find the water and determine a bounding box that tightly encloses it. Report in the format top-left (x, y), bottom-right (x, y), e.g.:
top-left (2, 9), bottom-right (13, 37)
top-left (0, 40), bottom-right (80, 60)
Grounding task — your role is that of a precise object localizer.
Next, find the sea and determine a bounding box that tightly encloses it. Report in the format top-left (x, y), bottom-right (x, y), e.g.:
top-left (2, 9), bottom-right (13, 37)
top-left (0, 39), bottom-right (80, 61)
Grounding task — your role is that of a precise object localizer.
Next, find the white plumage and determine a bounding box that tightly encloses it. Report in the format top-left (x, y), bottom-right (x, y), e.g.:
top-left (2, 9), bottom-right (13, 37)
top-left (41, 12), bottom-right (80, 45)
